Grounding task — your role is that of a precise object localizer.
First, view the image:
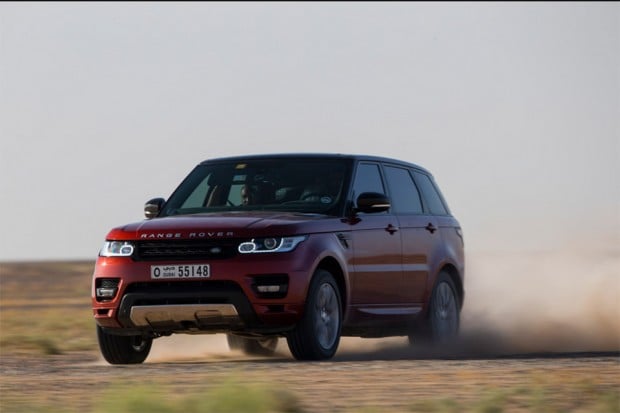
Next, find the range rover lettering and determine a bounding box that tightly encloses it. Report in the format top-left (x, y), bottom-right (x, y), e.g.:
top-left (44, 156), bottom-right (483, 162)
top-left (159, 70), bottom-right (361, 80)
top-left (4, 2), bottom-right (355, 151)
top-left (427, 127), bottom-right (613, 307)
top-left (92, 154), bottom-right (464, 364)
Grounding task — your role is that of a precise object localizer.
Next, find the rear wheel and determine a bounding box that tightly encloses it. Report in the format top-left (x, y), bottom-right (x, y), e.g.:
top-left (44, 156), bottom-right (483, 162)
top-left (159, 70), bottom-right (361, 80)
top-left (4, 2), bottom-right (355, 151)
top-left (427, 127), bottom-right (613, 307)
top-left (410, 272), bottom-right (460, 345)
top-left (287, 269), bottom-right (342, 360)
top-left (97, 325), bottom-right (152, 364)
top-left (226, 334), bottom-right (278, 356)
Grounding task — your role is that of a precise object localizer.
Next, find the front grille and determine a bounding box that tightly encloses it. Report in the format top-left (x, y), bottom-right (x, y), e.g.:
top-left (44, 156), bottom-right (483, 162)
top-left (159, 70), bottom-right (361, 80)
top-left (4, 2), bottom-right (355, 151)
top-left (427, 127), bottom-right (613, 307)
top-left (134, 240), bottom-right (239, 261)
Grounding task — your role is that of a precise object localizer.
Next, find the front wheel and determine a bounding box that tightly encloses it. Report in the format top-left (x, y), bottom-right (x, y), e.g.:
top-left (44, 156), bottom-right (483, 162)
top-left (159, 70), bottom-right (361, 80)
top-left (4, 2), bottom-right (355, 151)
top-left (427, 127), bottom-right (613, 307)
top-left (226, 334), bottom-right (278, 356)
top-left (286, 269), bottom-right (342, 360)
top-left (97, 325), bottom-right (152, 364)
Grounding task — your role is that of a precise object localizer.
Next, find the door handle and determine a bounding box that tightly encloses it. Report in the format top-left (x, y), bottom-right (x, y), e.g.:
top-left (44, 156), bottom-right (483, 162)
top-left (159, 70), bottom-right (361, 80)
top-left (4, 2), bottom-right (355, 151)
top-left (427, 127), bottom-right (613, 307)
top-left (425, 223), bottom-right (437, 234)
top-left (385, 224), bottom-right (399, 234)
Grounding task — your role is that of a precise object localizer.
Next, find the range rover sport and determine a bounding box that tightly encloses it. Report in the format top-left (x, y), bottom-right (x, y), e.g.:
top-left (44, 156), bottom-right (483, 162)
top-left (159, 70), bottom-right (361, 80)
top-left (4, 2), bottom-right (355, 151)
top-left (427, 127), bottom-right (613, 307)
top-left (92, 153), bottom-right (464, 364)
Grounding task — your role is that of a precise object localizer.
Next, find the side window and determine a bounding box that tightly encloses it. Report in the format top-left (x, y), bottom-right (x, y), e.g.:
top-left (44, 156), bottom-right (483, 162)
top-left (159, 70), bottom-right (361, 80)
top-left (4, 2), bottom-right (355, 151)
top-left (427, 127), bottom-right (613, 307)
top-left (383, 166), bottom-right (423, 214)
top-left (352, 163), bottom-right (386, 202)
top-left (413, 171), bottom-right (448, 215)
top-left (229, 183), bottom-right (245, 206)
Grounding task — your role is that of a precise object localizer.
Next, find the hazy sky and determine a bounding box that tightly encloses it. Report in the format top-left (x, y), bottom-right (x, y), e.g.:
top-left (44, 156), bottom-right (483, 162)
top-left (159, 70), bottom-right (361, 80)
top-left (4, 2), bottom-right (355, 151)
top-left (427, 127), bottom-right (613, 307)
top-left (1, 2), bottom-right (618, 261)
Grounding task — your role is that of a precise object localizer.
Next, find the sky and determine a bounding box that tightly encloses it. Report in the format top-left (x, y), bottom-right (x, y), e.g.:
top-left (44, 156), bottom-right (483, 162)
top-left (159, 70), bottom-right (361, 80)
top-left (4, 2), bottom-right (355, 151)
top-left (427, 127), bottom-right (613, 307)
top-left (0, 2), bottom-right (618, 261)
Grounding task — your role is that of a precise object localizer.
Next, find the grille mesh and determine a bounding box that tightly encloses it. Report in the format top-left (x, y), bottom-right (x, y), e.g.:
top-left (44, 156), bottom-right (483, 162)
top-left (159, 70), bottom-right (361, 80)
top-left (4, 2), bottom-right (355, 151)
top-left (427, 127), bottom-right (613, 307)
top-left (134, 240), bottom-right (238, 261)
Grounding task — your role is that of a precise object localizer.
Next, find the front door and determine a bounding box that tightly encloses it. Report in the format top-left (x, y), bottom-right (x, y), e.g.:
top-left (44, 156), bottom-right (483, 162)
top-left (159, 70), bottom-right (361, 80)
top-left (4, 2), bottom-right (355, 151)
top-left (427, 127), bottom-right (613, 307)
top-left (348, 163), bottom-right (404, 307)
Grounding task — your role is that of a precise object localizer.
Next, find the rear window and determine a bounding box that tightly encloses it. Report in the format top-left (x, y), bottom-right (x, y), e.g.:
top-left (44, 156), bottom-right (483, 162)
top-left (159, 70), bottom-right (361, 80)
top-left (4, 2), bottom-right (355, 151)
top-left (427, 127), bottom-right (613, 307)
top-left (383, 166), bottom-right (423, 214)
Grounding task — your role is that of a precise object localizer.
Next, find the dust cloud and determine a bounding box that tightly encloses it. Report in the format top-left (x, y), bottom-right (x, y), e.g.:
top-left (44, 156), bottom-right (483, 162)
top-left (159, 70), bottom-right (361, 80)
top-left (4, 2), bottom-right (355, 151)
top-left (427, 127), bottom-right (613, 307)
top-left (458, 243), bottom-right (620, 355)
top-left (131, 238), bottom-right (619, 363)
top-left (146, 334), bottom-right (235, 363)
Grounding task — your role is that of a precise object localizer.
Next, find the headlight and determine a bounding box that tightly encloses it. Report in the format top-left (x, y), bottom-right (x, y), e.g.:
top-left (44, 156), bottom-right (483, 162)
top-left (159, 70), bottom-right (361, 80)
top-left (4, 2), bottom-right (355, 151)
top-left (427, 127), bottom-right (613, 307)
top-left (100, 241), bottom-right (135, 257)
top-left (238, 236), bottom-right (307, 254)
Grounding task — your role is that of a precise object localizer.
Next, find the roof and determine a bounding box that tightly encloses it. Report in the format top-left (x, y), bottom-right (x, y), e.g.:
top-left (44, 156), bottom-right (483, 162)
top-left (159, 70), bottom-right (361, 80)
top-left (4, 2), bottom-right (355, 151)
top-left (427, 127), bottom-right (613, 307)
top-left (199, 153), bottom-right (431, 174)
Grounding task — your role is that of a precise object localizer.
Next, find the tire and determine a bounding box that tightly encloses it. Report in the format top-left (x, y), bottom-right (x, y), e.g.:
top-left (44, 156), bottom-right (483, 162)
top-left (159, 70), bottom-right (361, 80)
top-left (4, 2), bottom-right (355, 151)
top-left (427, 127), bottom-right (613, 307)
top-left (226, 334), bottom-right (278, 356)
top-left (97, 325), bottom-right (152, 364)
top-left (410, 272), bottom-right (460, 345)
top-left (286, 269), bottom-right (342, 360)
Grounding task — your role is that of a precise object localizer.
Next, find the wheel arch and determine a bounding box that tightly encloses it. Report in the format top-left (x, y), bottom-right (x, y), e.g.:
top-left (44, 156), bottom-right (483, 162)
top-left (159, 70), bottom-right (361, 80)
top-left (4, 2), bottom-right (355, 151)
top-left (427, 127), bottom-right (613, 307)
top-left (439, 263), bottom-right (464, 310)
top-left (316, 256), bottom-right (347, 316)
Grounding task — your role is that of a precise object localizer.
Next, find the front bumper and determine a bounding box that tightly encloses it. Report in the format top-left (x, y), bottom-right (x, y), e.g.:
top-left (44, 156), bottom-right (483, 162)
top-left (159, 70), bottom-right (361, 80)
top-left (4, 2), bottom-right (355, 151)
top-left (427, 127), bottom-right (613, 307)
top-left (92, 252), bottom-right (311, 334)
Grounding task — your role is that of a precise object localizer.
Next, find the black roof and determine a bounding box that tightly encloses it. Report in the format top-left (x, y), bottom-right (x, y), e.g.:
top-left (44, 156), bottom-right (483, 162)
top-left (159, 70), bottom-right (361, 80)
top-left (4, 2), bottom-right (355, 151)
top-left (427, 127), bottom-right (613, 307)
top-left (199, 153), bottom-right (431, 175)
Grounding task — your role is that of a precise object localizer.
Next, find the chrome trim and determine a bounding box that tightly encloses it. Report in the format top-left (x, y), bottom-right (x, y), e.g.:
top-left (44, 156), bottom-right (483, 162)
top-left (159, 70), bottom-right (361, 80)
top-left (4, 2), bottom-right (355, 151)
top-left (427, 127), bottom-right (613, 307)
top-left (358, 306), bottom-right (422, 316)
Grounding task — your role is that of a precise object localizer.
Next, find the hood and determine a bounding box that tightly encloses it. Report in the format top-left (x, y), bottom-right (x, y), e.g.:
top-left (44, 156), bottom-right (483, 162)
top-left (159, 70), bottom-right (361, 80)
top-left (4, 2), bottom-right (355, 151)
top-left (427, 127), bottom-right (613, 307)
top-left (106, 211), bottom-right (333, 241)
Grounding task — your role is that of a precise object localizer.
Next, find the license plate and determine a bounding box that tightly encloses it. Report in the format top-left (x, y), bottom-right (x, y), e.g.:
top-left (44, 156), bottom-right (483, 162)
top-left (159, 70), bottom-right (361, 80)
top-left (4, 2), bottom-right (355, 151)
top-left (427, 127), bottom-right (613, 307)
top-left (150, 264), bottom-right (210, 279)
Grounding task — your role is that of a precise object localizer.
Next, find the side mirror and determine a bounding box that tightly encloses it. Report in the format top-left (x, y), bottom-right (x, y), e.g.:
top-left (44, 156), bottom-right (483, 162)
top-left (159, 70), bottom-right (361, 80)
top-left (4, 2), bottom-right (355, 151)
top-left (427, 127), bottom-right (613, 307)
top-left (144, 198), bottom-right (165, 219)
top-left (355, 192), bottom-right (390, 213)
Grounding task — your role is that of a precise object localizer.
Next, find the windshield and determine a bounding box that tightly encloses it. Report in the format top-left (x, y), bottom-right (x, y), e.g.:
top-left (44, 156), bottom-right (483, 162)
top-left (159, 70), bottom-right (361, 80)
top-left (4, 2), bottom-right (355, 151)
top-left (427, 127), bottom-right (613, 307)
top-left (161, 158), bottom-right (352, 217)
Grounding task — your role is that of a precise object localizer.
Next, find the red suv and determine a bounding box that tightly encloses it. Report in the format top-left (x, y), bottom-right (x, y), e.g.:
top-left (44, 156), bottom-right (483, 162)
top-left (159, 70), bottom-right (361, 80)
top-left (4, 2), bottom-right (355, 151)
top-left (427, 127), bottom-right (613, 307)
top-left (92, 154), bottom-right (464, 364)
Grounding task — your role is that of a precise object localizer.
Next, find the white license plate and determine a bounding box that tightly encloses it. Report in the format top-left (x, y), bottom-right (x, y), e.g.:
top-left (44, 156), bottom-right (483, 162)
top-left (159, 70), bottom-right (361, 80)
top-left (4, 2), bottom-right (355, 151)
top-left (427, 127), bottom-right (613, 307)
top-left (150, 264), bottom-right (210, 279)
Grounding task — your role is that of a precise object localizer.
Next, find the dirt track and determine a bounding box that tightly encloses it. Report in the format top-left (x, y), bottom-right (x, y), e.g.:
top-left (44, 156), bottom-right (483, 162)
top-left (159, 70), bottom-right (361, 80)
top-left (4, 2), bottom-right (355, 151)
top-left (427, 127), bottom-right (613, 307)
top-left (1, 336), bottom-right (619, 412)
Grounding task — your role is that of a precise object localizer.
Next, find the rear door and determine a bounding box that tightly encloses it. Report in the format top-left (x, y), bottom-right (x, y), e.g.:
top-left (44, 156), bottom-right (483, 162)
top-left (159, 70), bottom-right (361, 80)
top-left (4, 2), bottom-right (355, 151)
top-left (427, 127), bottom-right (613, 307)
top-left (383, 165), bottom-right (438, 304)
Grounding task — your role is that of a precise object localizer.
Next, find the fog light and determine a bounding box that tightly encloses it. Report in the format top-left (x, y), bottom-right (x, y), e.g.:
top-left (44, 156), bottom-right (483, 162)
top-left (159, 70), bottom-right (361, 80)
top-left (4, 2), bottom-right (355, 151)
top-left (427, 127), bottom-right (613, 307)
top-left (251, 274), bottom-right (288, 298)
top-left (256, 285), bottom-right (281, 293)
top-left (95, 278), bottom-right (120, 302)
top-left (96, 287), bottom-right (117, 298)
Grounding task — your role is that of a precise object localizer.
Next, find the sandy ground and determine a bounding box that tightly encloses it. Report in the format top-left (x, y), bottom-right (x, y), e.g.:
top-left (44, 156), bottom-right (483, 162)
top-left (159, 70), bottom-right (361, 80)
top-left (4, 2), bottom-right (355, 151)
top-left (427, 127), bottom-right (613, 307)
top-left (1, 335), bottom-right (619, 412)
